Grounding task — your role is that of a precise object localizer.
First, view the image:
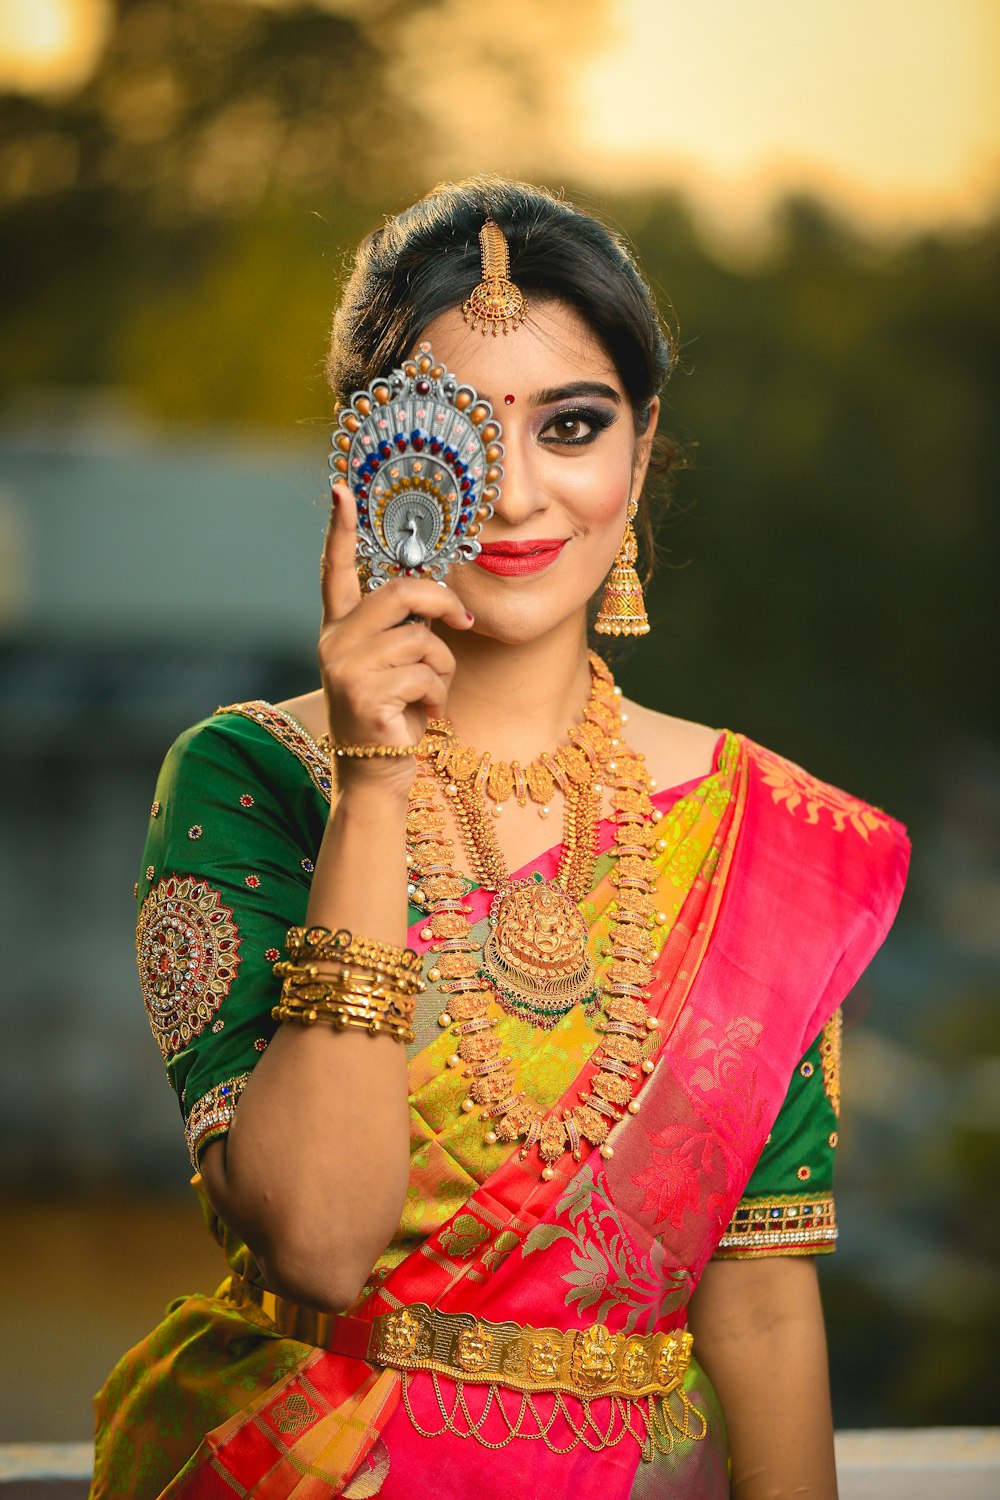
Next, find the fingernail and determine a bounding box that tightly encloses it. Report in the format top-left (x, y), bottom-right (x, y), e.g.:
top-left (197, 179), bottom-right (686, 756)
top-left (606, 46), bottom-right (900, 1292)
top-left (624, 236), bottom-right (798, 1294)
top-left (465, 610), bottom-right (474, 623)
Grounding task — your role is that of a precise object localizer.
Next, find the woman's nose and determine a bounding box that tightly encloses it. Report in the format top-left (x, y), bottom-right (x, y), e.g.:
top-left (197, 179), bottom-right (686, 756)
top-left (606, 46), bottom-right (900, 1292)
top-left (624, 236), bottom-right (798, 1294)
top-left (490, 434), bottom-right (546, 528)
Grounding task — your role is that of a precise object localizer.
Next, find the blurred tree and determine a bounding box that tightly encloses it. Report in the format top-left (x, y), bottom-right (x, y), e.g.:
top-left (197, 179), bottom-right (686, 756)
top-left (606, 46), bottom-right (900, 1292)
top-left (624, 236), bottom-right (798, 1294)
top-left (0, 0), bottom-right (609, 417)
top-left (0, 0), bottom-right (446, 216)
top-left (613, 192), bottom-right (1000, 807)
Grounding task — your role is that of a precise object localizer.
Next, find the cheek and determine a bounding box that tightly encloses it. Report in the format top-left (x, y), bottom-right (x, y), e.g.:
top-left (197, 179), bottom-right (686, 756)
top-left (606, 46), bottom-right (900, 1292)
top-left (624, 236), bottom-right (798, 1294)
top-left (560, 452), bottom-right (633, 532)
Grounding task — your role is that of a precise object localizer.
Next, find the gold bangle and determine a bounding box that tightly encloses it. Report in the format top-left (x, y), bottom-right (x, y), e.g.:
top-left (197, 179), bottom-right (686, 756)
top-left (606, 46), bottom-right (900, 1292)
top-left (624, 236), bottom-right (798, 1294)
top-left (276, 971), bottom-right (418, 1020)
top-left (277, 976), bottom-right (419, 1020)
top-left (272, 995), bottom-right (414, 1043)
top-left (274, 960), bottom-right (423, 998)
top-left (285, 927), bottom-right (422, 975)
top-left (332, 743), bottom-right (418, 759)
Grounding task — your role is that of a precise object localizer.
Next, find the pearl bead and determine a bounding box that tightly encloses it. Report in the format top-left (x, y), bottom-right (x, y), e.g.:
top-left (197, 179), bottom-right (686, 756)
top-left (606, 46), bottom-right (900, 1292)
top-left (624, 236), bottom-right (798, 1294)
top-left (647, 1016), bottom-right (659, 1029)
top-left (657, 838), bottom-right (667, 850)
top-left (539, 805), bottom-right (551, 819)
top-left (600, 1144), bottom-right (614, 1159)
top-left (608, 761), bottom-right (618, 773)
top-left (420, 927), bottom-right (433, 941)
top-left (649, 778), bottom-right (657, 788)
top-left (492, 804), bottom-right (503, 817)
top-left (461, 1099), bottom-right (475, 1112)
top-left (642, 1059), bottom-right (655, 1074)
top-left (446, 783), bottom-right (458, 796)
top-left (541, 1166), bottom-right (555, 1180)
top-left (486, 1130), bottom-right (498, 1145)
top-left (628, 1101), bottom-right (640, 1114)
top-left (621, 712), bottom-right (629, 723)
top-left (594, 783), bottom-right (603, 794)
top-left (414, 889), bottom-right (426, 903)
top-left (447, 1053), bottom-right (460, 1067)
top-left (428, 967), bottom-right (441, 982)
top-left (657, 913), bottom-right (667, 925)
top-left (613, 686), bottom-right (623, 696)
top-left (437, 1011), bottom-right (452, 1026)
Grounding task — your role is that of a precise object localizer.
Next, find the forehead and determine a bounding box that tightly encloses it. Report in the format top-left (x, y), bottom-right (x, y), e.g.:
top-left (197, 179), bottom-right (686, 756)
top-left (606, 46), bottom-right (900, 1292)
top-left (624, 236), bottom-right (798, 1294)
top-left (416, 300), bottom-right (622, 403)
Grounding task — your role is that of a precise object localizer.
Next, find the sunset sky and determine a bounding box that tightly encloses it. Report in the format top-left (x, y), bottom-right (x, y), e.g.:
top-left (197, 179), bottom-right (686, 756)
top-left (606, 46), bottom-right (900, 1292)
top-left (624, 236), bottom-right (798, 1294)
top-left (1, 0), bottom-right (997, 233)
top-left (567, 0), bottom-right (1000, 234)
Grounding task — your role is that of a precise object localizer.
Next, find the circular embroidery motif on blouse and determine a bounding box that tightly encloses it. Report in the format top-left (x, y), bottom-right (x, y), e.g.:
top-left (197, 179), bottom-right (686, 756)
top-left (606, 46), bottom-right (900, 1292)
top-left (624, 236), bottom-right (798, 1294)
top-left (137, 876), bottom-right (241, 1059)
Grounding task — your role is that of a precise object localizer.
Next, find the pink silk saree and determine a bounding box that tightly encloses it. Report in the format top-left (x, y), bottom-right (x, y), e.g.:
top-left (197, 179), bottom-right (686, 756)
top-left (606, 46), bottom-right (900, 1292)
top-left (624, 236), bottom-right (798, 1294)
top-left (95, 733), bottom-right (908, 1500)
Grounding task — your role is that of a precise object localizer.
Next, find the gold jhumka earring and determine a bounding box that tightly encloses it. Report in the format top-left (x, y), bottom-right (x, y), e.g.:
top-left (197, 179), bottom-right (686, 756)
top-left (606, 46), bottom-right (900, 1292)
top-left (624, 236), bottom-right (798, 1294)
top-left (594, 497), bottom-right (650, 636)
top-left (462, 219), bottom-right (528, 336)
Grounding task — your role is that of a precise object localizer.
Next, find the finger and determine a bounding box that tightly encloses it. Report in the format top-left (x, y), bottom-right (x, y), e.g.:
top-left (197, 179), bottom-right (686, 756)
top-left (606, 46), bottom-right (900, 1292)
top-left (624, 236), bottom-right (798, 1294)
top-left (362, 621), bottom-right (457, 678)
top-left (357, 577), bottom-right (474, 635)
top-left (321, 484), bottom-right (362, 626)
top-left (377, 663), bottom-right (453, 719)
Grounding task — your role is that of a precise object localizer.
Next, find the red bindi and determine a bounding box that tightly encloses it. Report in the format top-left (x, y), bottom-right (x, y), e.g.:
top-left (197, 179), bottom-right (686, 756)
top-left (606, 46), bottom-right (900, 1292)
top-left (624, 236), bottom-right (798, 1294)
top-left (504, 394), bottom-right (515, 405)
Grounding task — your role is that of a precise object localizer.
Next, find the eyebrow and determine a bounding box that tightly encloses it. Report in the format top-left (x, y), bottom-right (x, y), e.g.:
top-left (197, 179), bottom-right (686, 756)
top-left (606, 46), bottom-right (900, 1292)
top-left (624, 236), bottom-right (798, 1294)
top-left (527, 380), bottom-right (622, 407)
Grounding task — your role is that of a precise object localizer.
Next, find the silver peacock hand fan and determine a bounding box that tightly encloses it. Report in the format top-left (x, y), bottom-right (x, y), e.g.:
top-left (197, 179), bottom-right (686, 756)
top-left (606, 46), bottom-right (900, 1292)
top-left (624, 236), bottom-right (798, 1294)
top-left (329, 345), bottom-right (505, 587)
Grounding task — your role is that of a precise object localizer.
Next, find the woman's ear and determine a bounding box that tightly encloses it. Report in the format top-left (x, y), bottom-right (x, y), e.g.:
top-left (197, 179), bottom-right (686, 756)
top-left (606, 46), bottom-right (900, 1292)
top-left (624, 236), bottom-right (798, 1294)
top-left (632, 395), bottom-right (661, 494)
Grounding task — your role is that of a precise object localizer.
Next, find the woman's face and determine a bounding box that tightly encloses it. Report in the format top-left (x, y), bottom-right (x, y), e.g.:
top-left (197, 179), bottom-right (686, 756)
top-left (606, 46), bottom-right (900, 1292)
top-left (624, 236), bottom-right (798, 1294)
top-left (414, 299), bottom-right (658, 645)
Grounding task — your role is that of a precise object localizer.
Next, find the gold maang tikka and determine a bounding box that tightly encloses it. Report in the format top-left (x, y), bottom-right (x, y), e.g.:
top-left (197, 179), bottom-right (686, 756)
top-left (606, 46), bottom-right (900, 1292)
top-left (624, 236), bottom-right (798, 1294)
top-left (595, 497), bottom-right (650, 637)
top-left (462, 220), bottom-right (528, 337)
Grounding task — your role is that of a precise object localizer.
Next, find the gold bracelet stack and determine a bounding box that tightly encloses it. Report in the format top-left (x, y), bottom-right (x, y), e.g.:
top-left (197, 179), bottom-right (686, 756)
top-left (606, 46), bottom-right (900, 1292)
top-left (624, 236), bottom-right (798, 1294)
top-left (273, 927), bottom-right (423, 1043)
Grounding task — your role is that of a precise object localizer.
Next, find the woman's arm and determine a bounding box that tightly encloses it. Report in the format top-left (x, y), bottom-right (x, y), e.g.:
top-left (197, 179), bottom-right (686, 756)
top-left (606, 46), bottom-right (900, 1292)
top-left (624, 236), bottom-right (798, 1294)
top-left (200, 488), bottom-right (473, 1313)
top-left (687, 1256), bottom-right (839, 1500)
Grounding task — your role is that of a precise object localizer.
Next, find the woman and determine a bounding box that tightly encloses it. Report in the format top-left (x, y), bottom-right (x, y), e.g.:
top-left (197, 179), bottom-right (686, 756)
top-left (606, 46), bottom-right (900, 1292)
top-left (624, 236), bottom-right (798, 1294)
top-left (92, 176), bottom-right (909, 1499)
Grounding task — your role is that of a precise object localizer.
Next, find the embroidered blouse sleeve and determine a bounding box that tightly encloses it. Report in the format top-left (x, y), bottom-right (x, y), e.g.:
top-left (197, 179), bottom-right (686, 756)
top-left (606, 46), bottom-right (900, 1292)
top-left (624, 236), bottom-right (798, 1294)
top-left (713, 1011), bottom-right (842, 1259)
top-left (135, 708), bottom-right (329, 1169)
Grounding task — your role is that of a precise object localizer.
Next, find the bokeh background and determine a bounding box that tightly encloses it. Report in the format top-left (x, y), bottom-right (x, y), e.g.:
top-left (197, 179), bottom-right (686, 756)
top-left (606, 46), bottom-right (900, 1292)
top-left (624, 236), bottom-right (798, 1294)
top-left (1, 0), bottom-right (997, 1444)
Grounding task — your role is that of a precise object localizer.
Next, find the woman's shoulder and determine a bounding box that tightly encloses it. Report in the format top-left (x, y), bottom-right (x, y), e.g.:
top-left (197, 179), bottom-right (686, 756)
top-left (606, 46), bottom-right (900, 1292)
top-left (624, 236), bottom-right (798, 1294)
top-left (161, 695), bottom-right (333, 803)
top-left (618, 698), bottom-right (722, 791)
top-left (739, 734), bottom-right (908, 848)
top-left (271, 689), bottom-right (328, 743)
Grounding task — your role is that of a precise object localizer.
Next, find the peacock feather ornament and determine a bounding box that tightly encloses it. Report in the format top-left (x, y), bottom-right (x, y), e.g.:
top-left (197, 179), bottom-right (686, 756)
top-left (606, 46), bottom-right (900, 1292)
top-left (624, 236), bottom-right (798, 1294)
top-left (329, 346), bottom-right (505, 587)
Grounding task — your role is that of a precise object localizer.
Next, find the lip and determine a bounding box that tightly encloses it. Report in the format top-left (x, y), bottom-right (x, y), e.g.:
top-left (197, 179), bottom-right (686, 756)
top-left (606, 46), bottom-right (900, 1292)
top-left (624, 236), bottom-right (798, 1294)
top-left (474, 539), bottom-right (568, 576)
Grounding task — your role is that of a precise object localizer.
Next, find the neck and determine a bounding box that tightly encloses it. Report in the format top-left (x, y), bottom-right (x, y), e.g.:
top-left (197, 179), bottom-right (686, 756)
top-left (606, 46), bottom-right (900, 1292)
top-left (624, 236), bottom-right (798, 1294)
top-left (440, 615), bottom-right (598, 760)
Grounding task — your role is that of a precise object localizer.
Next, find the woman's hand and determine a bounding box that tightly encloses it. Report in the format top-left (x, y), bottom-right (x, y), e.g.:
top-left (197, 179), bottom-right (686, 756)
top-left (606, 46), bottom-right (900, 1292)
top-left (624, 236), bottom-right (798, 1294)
top-left (319, 483), bottom-right (473, 791)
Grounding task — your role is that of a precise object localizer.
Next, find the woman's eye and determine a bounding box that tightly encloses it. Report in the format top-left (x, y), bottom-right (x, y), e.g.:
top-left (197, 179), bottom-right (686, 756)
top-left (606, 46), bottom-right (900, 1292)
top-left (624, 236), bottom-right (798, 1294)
top-left (539, 408), bottom-right (613, 446)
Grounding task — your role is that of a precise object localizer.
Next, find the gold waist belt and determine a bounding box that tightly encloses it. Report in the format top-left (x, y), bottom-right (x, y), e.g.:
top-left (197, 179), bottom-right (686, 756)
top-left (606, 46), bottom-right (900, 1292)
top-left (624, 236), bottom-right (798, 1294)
top-left (258, 1293), bottom-right (694, 1402)
top-left (250, 1287), bottom-right (708, 1461)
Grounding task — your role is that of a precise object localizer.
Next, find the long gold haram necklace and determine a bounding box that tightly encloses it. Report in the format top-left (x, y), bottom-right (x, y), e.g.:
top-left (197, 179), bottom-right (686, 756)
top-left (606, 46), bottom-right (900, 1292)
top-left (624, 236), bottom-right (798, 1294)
top-left (406, 654), bottom-right (666, 1178)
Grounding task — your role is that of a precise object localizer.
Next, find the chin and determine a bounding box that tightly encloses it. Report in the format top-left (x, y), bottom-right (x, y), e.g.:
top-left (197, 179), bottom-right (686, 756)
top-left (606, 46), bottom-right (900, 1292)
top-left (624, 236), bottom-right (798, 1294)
top-left (466, 597), bottom-right (582, 647)
top-left (449, 567), bottom-right (607, 646)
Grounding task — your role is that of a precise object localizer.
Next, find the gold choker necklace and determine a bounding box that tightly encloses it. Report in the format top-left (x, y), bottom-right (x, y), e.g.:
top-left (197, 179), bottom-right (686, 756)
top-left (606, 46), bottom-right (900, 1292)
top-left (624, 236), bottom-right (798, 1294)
top-left (433, 665), bottom-right (621, 820)
top-left (406, 654), bottom-right (666, 1178)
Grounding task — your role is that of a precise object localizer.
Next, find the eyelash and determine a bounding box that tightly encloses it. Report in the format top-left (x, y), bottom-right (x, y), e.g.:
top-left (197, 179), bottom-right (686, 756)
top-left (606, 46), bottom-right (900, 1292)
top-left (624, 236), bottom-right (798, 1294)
top-left (538, 406), bottom-right (617, 447)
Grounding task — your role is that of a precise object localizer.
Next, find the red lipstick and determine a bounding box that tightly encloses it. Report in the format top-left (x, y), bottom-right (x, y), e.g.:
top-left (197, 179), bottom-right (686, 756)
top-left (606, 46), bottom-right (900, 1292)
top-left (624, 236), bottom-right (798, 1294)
top-left (474, 539), bottom-right (568, 576)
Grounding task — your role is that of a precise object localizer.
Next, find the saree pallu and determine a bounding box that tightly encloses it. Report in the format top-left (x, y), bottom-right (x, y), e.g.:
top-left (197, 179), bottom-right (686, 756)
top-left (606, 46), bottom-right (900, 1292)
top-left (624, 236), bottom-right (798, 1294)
top-left (92, 723), bottom-right (908, 1500)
